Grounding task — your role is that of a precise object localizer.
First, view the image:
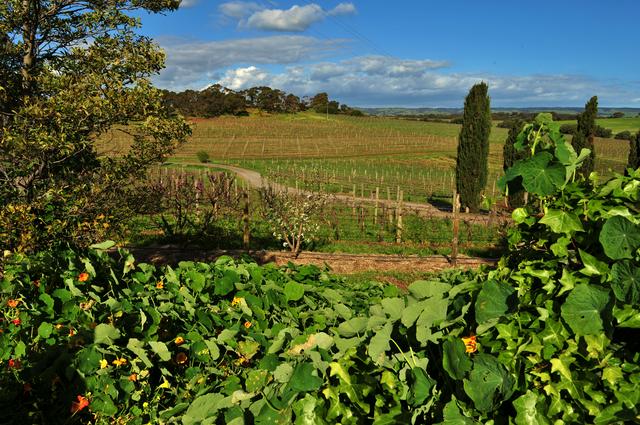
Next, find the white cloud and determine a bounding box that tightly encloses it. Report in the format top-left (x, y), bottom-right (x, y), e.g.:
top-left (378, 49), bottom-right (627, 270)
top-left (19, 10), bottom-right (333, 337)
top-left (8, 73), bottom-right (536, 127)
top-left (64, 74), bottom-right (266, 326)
top-left (246, 4), bottom-right (325, 32)
top-left (179, 0), bottom-right (199, 8)
top-left (207, 57), bottom-right (640, 107)
top-left (218, 1), bottom-right (263, 19)
top-left (220, 2), bottom-right (357, 32)
top-left (155, 36), bottom-right (346, 90)
top-left (218, 66), bottom-right (270, 90)
top-left (328, 2), bottom-right (357, 16)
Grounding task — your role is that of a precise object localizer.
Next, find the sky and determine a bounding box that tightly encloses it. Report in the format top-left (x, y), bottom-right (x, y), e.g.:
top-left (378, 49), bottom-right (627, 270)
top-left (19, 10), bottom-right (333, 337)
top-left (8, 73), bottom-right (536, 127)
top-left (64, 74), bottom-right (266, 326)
top-left (136, 0), bottom-right (640, 108)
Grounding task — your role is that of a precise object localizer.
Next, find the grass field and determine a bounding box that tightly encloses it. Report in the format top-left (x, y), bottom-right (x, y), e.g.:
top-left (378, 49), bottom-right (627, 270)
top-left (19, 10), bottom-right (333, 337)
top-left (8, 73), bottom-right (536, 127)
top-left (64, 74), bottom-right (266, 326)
top-left (556, 116), bottom-right (640, 134)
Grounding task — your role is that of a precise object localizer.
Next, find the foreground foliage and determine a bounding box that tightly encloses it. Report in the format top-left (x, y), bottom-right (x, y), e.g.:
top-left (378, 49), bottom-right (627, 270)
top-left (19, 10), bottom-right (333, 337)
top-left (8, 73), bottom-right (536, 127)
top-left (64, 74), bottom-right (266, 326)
top-left (2, 116), bottom-right (640, 423)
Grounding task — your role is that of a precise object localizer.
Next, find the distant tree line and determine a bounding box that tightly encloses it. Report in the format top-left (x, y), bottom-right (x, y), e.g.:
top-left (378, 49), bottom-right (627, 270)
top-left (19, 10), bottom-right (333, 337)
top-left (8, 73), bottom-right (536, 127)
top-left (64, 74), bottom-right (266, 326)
top-left (161, 86), bottom-right (364, 118)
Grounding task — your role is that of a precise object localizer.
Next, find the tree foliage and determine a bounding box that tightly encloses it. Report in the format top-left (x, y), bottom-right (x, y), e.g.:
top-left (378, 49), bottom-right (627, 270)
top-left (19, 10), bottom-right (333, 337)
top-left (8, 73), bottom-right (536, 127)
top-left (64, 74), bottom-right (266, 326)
top-left (0, 0), bottom-right (191, 252)
top-left (502, 120), bottom-right (528, 208)
top-left (455, 82), bottom-right (491, 212)
top-left (629, 131), bottom-right (640, 171)
top-left (572, 96), bottom-right (598, 178)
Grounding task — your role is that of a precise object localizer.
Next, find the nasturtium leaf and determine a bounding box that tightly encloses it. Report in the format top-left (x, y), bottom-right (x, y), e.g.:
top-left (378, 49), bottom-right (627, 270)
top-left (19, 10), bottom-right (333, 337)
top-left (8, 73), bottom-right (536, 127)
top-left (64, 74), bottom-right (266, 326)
top-left (440, 399), bottom-right (476, 424)
top-left (513, 391), bottom-right (551, 425)
top-left (37, 322), bottom-right (53, 339)
top-left (186, 270), bottom-right (206, 292)
top-left (539, 209), bottom-right (583, 234)
top-left (182, 393), bottom-right (227, 425)
top-left (292, 394), bottom-right (323, 425)
top-left (337, 317), bottom-right (368, 337)
top-left (367, 322), bottom-right (392, 365)
top-left (214, 269), bottom-right (237, 295)
top-left (381, 297), bottom-right (404, 321)
top-left (89, 240), bottom-right (117, 250)
top-left (245, 369), bottom-right (270, 393)
top-left (475, 280), bottom-right (515, 324)
top-left (463, 354), bottom-right (514, 413)
top-left (149, 341), bottom-right (172, 361)
top-left (94, 323), bottom-right (121, 345)
top-left (408, 280), bottom-right (451, 299)
top-left (512, 208), bottom-right (529, 224)
top-left (289, 362), bottom-right (323, 392)
top-left (273, 363), bottom-right (294, 383)
top-left (238, 340), bottom-right (261, 359)
top-left (127, 338), bottom-right (153, 368)
top-left (611, 261), bottom-right (640, 303)
top-left (599, 216), bottom-right (640, 260)
top-left (76, 347), bottom-right (102, 374)
top-left (284, 281), bottom-right (304, 302)
top-left (560, 284), bottom-right (611, 336)
top-left (519, 152), bottom-right (565, 196)
top-left (409, 367), bottom-right (434, 407)
top-left (442, 339), bottom-right (472, 380)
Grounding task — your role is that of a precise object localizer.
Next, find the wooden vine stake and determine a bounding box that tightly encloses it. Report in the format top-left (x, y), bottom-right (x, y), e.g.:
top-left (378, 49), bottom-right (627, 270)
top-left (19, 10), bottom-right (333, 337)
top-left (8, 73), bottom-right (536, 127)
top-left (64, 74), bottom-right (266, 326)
top-left (451, 191), bottom-right (461, 267)
top-left (242, 191), bottom-right (250, 250)
top-left (395, 190), bottom-right (403, 243)
top-left (374, 187), bottom-right (379, 225)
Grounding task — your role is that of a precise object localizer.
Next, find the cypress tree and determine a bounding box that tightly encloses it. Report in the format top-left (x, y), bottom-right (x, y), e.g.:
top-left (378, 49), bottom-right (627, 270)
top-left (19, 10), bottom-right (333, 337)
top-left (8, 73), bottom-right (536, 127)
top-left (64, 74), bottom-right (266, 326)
top-left (572, 96), bottom-right (598, 178)
top-left (628, 131), bottom-right (640, 171)
top-left (502, 119), bottom-right (527, 208)
top-left (455, 82), bottom-right (491, 212)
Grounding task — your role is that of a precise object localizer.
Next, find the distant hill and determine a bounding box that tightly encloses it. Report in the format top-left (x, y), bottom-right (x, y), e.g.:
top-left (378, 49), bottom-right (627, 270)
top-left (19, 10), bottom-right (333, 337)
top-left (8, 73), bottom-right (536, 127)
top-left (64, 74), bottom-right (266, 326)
top-left (357, 106), bottom-right (640, 117)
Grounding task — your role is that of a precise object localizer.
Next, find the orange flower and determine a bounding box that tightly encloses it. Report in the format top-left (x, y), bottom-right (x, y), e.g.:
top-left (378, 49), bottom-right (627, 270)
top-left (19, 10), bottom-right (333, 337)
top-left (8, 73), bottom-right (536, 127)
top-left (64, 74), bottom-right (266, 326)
top-left (78, 273), bottom-right (89, 282)
top-left (8, 359), bottom-right (21, 369)
top-left (128, 373), bottom-right (138, 382)
top-left (244, 321), bottom-right (252, 329)
top-left (156, 281), bottom-right (164, 289)
top-left (68, 328), bottom-right (76, 337)
top-left (7, 299), bottom-right (19, 308)
top-left (174, 336), bottom-right (185, 346)
top-left (70, 395), bottom-right (89, 414)
top-left (461, 335), bottom-right (477, 354)
top-left (175, 352), bottom-right (188, 365)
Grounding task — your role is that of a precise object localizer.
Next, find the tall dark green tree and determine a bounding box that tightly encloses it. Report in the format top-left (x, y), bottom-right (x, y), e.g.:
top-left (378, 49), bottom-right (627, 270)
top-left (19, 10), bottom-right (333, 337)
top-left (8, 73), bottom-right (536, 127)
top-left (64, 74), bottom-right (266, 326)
top-left (455, 82), bottom-right (491, 212)
top-left (502, 119), bottom-right (527, 208)
top-left (628, 131), bottom-right (640, 171)
top-left (572, 96), bottom-right (598, 178)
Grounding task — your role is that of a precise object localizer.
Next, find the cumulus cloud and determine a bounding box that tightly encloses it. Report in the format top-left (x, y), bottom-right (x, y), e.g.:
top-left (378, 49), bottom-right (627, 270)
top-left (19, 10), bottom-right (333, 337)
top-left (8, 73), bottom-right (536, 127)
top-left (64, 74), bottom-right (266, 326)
top-left (218, 1), bottom-right (263, 19)
top-left (154, 35), bottom-right (346, 90)
top-left (219, 2), bottom-right (357, 32)
top-left (208, 57), bottom-right (639, 107)
top-left (328, 2), bottom-right (357, 16)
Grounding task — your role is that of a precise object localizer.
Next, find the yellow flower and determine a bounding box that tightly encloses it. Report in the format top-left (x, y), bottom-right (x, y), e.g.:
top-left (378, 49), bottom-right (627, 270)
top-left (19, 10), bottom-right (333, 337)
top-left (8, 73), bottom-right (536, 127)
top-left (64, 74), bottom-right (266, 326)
top-left (7, 299), bottom-right (19, 308)
top-left (156, 281), bottom-right (164, 289)
top-left (174, 336), bottom-right (185, 346)
top-left (112, 358), bottom-right (127, 367)
top-left (244, 321), bottom-right (252, 329)
top-left (99, 359), bottom-right (108, 369)
top-left (158, 380), bottom-right (171, 389)
top-left (231, 296), bottom-right (243, 307)
top-left (461, 335), bottom-right (477, 354)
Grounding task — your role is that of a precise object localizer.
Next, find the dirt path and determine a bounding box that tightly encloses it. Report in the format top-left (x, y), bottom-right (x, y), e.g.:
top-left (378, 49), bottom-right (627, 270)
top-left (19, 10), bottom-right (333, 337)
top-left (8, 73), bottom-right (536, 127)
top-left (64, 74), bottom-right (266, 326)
top-left (120, 246), bottom-right (497, 275)
top-left (172, 162), bottom-right (510, 224)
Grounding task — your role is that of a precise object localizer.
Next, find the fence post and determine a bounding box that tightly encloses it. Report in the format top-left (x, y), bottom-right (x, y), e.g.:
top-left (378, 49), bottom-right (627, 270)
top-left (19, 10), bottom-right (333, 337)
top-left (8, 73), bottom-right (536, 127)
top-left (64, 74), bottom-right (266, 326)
top-left (242, 191), bottom-right (250, 250)
top-left (396, 190), bottom-right (403, 243)
top-left (374, 187), bottom-right (379, 225)
top-left (452, 191), bottom-right (460, 267)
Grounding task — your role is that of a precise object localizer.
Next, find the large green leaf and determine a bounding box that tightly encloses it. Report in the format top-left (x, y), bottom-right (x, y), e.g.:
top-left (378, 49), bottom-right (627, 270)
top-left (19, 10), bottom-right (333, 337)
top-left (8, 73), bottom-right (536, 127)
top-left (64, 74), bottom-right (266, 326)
top-left (182, 393), bottom-right (229, 425)
top-left (438, 400), bottom-right (477, 424)
top-left (408, 280), bottom-right (451, 299)
top-left (380, 297), bottom-right (404, 321)
top-left (289, 362), bottom-right (323, 392)
top-left (599, 216), bottom-right (640, 260)
top-left (539, 209), bottom-right (583, 234)
top-left (513, 391), bottom-right (551, 425)
top-left (337, 317), bottom-right (368, 337)
top-left (94, 323), bottom-right (121, 345)
top-left (611, 261), bottom-right (640, 303)
top-left (519, 152), bottom-right (565, 196)
top-left (368, 322), bottom-right (393, 365)
top-left (409, 367), bottom-right (434, 407)
top-left (284, 281), bottom-right (305, 302)
top-left (560, 284), bottom-right (611, 336)
top-left (463, 354), bottom-right (514, 413)
top-left (475, 280), bottom-right (515, 324)
top-left (149, 341), bottom-right (172, 362)
top-left (442, 339), bottom-right (472, 380)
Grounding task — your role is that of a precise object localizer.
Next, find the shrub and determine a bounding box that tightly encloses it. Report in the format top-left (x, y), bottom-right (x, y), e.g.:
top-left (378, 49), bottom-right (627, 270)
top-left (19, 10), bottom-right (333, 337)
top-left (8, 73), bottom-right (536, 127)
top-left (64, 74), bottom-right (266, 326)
top-left (196, 150), bottom-right (210, 163)
top-left (615, 130), bottom-right (633, 140)
top-left (559, 123), bottom-right (577, 134)
top-left (594, 125), bottom-right (613, 138)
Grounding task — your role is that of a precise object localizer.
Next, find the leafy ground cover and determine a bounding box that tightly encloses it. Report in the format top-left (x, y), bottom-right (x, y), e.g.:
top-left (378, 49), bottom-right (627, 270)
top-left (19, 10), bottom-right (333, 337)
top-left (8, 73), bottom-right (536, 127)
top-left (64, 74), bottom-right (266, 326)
top-left (2, 115), bottom-right (639, 424)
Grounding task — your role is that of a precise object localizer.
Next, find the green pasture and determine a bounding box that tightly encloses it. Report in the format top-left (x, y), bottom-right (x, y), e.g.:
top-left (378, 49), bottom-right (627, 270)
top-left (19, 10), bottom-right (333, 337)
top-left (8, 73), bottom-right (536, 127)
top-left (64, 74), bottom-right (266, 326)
top-left (556, 116), bottom-right (640, 134)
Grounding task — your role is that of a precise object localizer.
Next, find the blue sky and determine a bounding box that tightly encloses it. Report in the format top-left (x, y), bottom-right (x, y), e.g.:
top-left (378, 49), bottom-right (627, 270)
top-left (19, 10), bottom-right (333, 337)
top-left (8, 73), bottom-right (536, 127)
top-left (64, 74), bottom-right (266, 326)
top-left (137, 1), bottom-right (640, 107)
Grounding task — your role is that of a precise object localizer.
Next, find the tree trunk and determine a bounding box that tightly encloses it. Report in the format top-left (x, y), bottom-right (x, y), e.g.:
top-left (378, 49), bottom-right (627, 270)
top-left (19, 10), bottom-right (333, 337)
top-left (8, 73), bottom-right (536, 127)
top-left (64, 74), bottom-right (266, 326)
top-left (21, 0), bottom-right (38, 93)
